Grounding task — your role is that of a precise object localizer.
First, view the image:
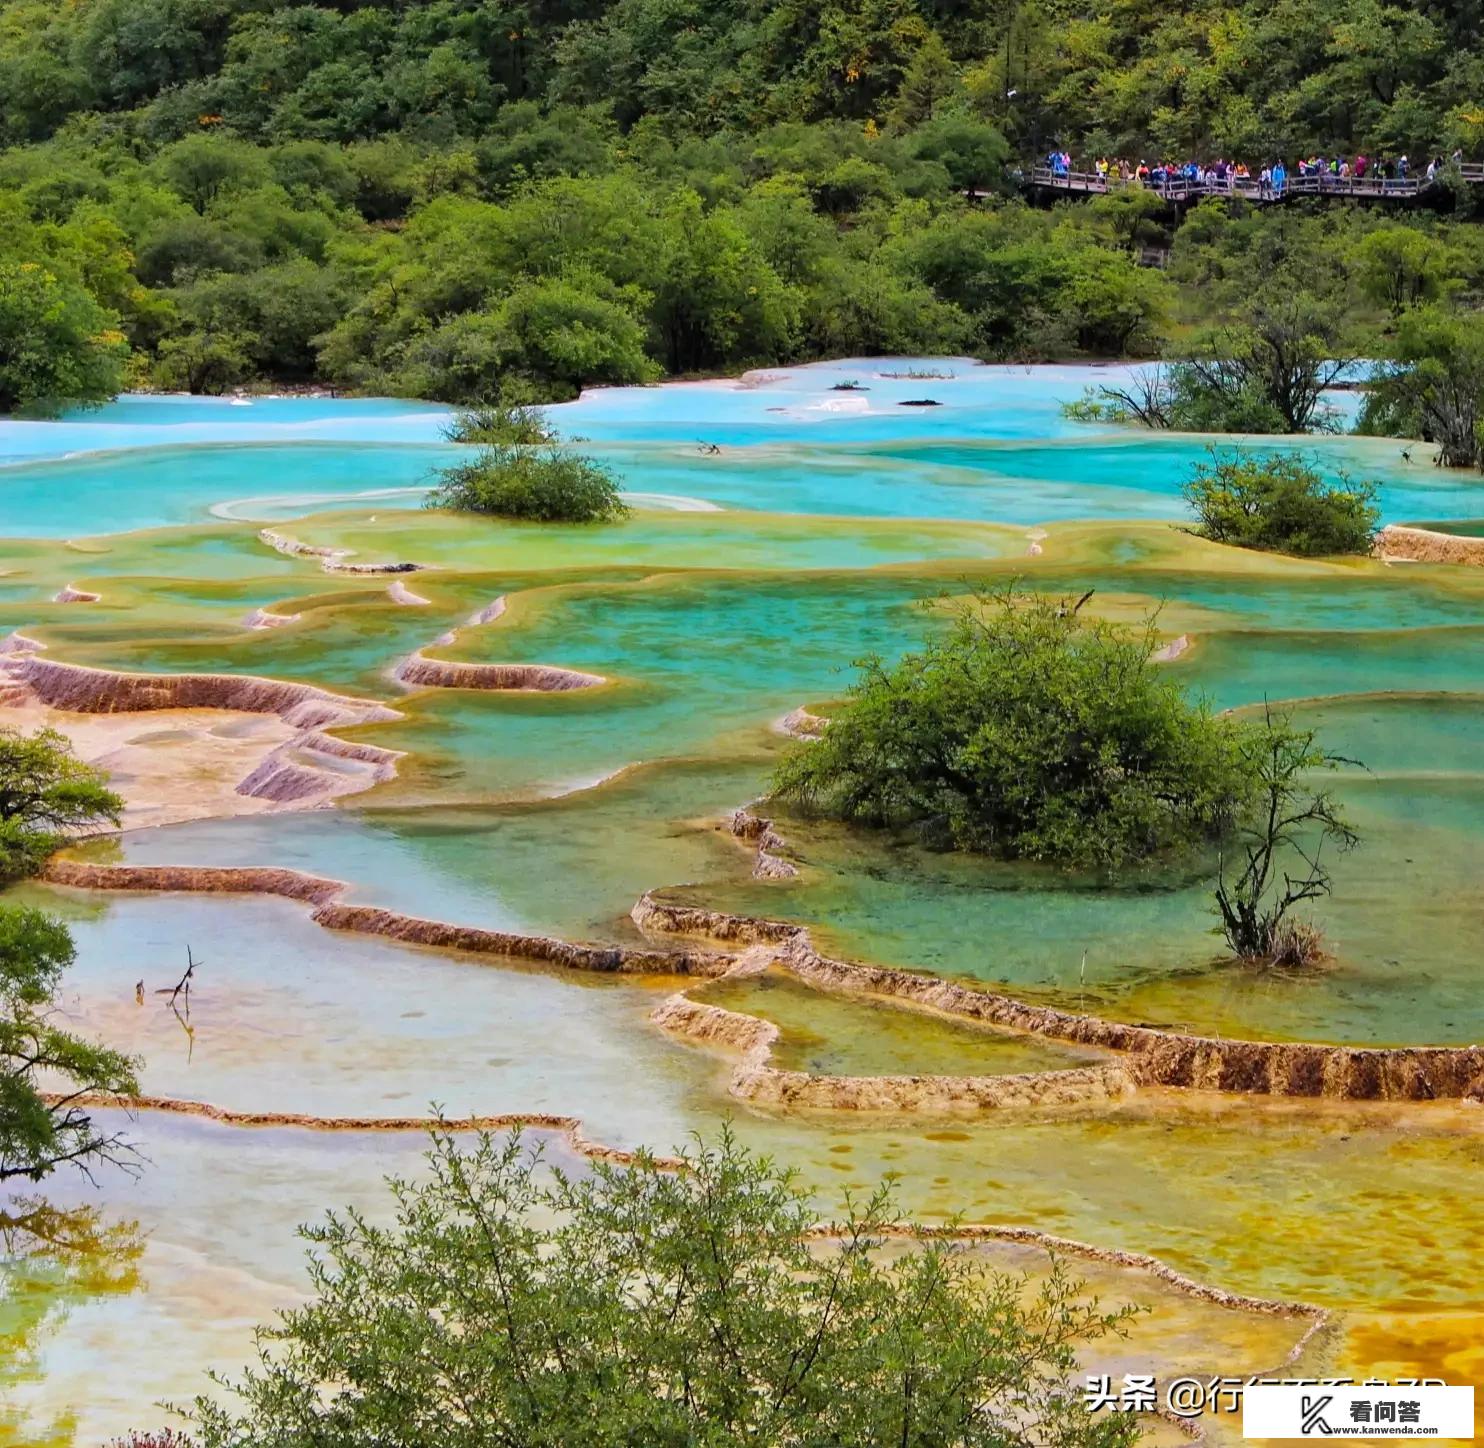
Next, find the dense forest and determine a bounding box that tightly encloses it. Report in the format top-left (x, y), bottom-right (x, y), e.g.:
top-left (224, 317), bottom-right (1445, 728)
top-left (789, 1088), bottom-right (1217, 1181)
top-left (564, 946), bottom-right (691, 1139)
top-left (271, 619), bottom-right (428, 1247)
top-left (1, 0), bottom-right (1482, 417)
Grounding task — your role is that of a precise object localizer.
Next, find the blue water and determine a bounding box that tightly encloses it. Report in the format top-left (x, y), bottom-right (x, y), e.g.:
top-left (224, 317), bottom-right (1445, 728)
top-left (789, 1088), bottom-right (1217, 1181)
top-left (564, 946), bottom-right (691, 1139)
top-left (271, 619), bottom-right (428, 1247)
top-left (0, 394), bottom-right (449, 462)
top-left (1, 361), bottom-right (1479, 537)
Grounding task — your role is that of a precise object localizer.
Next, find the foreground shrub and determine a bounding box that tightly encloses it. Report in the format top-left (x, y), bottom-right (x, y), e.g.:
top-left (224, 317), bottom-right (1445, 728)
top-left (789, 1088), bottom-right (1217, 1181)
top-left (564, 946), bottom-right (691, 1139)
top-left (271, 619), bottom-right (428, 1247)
top-left (1181, 448), bottom-right (1379, 557)
top-left (427, 443), bottom-right (627, 522)
top-left (192, 1127), bottom-right (1137, 1448)
top-left (772, 588), bottom-right (1254, 870)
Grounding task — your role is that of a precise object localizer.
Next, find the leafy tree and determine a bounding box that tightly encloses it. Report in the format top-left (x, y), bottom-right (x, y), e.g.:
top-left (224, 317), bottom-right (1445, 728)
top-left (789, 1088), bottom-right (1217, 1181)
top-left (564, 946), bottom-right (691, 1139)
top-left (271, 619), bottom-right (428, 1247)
top-left (486, 273), bottom-right (659, 397)
top-left (0, 904), bottom-right (140, 1183)
top-left (732, 178), bottom-right (837, 287)
top-left (649, 189), bottom-right (796, 374)
top-left (160, 258), bottom-right (345, 384)
top-left (345, 137), bottom-right (424, 221)
top-left (1358, 305), bottom-right (1484, 468)
top-left (773, 588), bottom-right (1255, 870)
top-left (153, 135), bottom-right (270, 216)
top-left (890, 31), bottom-right (960, 129)
top-left (1073, 366), bottom-right (1173, 428)
top-left (0, 727), bottom-right (123, 882)
top-left (1351, 225), bottom-right (1458, 316)
top-left (71, 0), bottom-right (237, 114)
top-left (805, 257), bottom-right (972, 358)
top-left (1215, 709), bottom-right (1361, 966)
top-left (910, 115), bottom-right (1011, 193)
top-left (1181, 448), bottom-right (1380, 557)
top-left (0, 259), bottom-right (127, 415)
top-left (133, 214), bottom-right (262, 289)
top-left (1085, 187), bottom-right (1168, 255)
top-left (151, 323), bottom-right (253, 395)
top-left (428, 444), bottom-right (628, 523)
top-left (191, 1126), bottom-right (1138, 1448)
top-left (1169, 293), bottom-right (1354, 434)
top-left (474, 102), bottom-right (616, 196)
top-left (1054, 244), bottom-right (1167, 355)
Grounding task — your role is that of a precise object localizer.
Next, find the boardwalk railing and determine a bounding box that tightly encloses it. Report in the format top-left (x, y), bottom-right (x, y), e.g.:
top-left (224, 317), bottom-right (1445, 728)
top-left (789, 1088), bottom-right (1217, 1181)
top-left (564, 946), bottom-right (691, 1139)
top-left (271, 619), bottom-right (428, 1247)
top-left (1027, 164), bottom-right (1484, 203)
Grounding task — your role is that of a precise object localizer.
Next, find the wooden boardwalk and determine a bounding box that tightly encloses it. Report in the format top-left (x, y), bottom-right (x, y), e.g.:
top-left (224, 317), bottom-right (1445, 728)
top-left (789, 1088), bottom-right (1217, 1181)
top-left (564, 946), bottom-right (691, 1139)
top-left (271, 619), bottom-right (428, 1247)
top-left (1026, 164), bottom-right (1484, 204)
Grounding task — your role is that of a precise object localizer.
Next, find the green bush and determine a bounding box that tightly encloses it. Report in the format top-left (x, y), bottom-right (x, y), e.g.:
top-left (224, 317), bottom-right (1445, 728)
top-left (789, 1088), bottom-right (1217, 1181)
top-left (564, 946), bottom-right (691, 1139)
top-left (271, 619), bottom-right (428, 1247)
top-left (0, 261), bottom-right (127, 416)
top-left (772, 588), bottom-right (1254, 870)
top-left (192, 1127), bottom-right (1137, 1448)
top-left (427, 444), bottom-right (628, 523)
top-left (1181, 449), bottom-right (1380, 557)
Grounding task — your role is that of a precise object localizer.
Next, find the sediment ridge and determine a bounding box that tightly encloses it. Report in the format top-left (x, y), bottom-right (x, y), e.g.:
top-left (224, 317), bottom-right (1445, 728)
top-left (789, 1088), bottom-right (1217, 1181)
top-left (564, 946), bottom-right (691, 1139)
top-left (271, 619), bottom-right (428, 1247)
top-left (243, 606), bottom-right (301, 630)
top-left (632, 894), bottom-right (1484, 1101)
top-left (651, 994), bottom-right (1133, 1112)
top-left (383, 590), bottom-right (603, 693)
top-left (48, 1090), bottom-right (684, 1168)
top-left (1375, 524), bottom-right (1484, 566)
top-left (388, 579), bottom-right (430, 606)
top-left (393, 649), bottom-right (606, 692)
top-left (729, 807), bottom-right (799, 879)
top-left (45, 1090), bottom-right (1327, 1357)
top-left (776, 705), bottom-right (827, 739)
top-left (258, 527), bottom-right (427, 574)
top-left (42, 859), bottom-right (733, 976)
top-left (43, 846), bottom-right (1484, 1104)
top-left (234, 730), bottom-right (404, 805)
top-left (0, 653), bottom-right (398, 730)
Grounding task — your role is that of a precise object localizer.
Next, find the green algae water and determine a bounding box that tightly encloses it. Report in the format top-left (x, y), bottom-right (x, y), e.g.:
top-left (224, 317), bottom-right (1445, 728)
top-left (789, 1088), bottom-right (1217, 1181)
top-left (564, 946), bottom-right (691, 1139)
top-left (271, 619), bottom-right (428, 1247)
top-left (3, 362), bottom-right (1484, 1442)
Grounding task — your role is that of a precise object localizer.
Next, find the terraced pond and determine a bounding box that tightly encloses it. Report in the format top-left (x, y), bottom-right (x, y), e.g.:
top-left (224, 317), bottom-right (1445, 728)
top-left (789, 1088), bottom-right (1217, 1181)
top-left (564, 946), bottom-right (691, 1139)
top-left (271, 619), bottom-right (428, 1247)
top-left (2, 359), bottom-right (1483, 1443)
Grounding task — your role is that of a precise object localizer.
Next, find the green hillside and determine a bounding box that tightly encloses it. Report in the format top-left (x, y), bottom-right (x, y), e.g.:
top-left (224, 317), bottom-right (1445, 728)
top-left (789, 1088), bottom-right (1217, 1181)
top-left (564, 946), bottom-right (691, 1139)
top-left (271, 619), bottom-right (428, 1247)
top-left (0, 0), bottom-right (1481, 414)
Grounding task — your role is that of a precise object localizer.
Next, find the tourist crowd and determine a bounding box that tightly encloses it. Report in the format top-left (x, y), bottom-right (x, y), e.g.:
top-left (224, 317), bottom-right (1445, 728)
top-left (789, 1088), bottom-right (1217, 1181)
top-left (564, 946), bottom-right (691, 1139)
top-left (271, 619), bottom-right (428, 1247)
top-left (1044, 149), bottom-right (1466, 194)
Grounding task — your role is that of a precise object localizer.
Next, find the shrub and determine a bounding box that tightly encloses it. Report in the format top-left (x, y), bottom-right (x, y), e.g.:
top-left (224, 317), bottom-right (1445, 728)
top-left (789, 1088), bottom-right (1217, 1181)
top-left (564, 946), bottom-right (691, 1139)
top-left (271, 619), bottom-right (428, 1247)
top-left (771, 588), bottom-right (1255, 870)
top-left (1181, 448), bottom-right (1380, 557)
top-left (191, 1127), bottom-right (1138, 1448)
top-left (427, 444), bottom-right (627, 523)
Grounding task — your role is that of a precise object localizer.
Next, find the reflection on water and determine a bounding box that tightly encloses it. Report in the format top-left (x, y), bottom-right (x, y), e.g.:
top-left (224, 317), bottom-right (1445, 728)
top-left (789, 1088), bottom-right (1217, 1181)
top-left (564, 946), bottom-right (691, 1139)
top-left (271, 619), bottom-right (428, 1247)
top-left (0, 1200), bottom-right (145, 1447)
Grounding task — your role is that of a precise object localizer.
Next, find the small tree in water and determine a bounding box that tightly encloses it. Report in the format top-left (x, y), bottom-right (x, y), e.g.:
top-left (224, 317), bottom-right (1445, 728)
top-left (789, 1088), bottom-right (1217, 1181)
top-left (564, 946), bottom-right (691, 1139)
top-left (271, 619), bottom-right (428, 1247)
top-left (1181, 448), bottom-right (1379, 557)
top-left (191, 1127), bottom-right (1138, 1448)
top-left (1215, 709), bottom-right (1361, 966)
top-left (428, 444), bottom-right (627, 522)
top-left (772, 588), bottom-right (1254, 870)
